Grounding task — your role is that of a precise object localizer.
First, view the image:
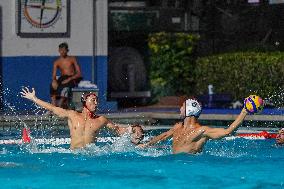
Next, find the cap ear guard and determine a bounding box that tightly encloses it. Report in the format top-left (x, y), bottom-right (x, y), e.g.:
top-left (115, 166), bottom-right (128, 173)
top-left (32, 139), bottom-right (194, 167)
top-left (185, 99), bottom-right (202, 118)
top-left (81, 95), bottom-right (86, 105)
top-left (81, 93), bottom-right (97, 105)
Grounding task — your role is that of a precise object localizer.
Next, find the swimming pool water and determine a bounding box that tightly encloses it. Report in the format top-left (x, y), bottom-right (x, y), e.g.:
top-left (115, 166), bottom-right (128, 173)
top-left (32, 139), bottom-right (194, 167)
top-left (0, 137), bottom-right (283, 189)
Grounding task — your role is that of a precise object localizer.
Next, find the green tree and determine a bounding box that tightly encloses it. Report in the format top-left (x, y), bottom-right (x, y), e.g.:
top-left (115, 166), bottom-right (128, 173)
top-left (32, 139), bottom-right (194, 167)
top-left (148, 32), bottom-right (199, 101)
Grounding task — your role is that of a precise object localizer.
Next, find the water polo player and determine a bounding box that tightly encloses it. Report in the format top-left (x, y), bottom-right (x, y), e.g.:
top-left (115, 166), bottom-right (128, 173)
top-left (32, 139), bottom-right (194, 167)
top-left (21, 88), bottom-right (133, 150)
top-left (140, 98), bottom-right (250, 154)
top-left (276, 128), bottom-right (284, 145)
top-left (129, 123), bottom-right (145, 145)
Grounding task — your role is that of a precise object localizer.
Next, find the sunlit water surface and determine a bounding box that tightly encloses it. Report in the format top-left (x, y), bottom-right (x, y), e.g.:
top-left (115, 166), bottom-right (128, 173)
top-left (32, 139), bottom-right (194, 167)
top-left (0, 134), bottom-right (284, 189)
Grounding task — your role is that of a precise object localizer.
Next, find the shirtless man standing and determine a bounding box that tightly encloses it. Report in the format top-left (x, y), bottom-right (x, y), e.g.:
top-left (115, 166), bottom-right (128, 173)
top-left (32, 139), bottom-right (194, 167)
top-left (21, 87), bottom-right (130, 150)
top-left (140, 98), bottom-right (248, 154)
top-left (50, 42), bottom-right (82, 108)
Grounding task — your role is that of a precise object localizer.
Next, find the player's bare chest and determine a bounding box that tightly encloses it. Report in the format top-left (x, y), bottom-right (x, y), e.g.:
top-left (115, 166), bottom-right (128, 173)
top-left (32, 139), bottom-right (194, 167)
top-left (71, 118), bottom-right (102, 131)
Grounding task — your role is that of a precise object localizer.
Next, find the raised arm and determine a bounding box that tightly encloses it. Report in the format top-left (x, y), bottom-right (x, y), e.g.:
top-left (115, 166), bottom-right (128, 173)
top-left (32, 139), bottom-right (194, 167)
top-left (203, 108), bottom-right (247, 139)
top-left (21, 87), bottom-right (69, 118)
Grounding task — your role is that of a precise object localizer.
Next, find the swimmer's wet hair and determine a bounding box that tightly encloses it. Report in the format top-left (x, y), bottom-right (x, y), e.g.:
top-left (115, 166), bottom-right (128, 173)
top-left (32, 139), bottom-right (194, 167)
top-left (131, 123), bottom-right (143, 129)
top-left (131, 123), bottom-right (144, 135)
top-left (59, 42), bottom-right (69, 50)
top-left (130, 123), bottom-right (145, 144)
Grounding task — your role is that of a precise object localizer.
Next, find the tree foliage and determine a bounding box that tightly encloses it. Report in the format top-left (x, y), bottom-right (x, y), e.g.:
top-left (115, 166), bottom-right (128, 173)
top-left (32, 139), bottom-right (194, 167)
top-left (148, 32), bottom-right (199, 100)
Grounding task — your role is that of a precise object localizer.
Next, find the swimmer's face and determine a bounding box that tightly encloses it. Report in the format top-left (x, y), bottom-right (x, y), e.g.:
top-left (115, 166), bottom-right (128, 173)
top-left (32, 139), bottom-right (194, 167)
top-left (180, 103), bottom-right (186, 118)
top-left (85, 95), bottom-right (98, 112)
top-left (130, 126), bottom-right (144, 145)
top-left (276, 129), bottom-right (284, 144)
top-left (58, 47), bottom-right (68, 57)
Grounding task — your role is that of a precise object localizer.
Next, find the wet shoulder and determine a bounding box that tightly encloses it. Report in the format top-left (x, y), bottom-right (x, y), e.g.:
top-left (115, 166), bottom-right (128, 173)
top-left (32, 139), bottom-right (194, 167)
top-left (173, 122), bottom-right (183, 130)
top-left (198, 126), bottom-right (211, 135)
top-left (67, 110), bottom-right (80, 117)
top-left (95, 115), bottom-right (108, 122)
top-left (176, 122), bottom-right (183, 126)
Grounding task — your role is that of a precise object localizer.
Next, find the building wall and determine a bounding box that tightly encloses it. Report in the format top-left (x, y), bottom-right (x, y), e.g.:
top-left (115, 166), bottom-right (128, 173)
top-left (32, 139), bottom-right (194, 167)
top-left (94, 0), bottom-right (117, 111)
top-left (0, 0), bottom-right (116, 111)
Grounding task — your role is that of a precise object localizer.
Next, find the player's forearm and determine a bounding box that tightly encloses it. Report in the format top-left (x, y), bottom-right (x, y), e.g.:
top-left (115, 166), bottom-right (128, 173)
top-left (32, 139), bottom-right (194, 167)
top-left (226, 108), bottom-right (247, 134)
top-left (32, 97), bottom-right (68, 117)
top-left (146, 133), bottom-right (167, 146)
top-left (32, 97), bottom-right (55, 111)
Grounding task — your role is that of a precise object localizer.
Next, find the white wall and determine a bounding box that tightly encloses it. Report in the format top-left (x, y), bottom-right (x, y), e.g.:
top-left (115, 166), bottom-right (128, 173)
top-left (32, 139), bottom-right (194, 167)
top-left (1, 0), bottom-right (94, 56)
top-left (95, 0), bottom-right (108, 56)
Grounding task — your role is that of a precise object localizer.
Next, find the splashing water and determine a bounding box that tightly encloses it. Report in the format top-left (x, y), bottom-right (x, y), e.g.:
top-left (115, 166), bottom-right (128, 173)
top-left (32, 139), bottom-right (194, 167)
top-left (0, 162), bottom-right (23, 168)
top-left (19, 133), bottom-right (171, 157)
top-left (264, 87), bottom-right (284, 108)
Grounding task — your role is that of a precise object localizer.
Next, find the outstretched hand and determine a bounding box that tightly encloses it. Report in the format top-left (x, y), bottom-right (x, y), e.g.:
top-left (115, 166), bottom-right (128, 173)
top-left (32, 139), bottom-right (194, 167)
top-left (136, 143), bottom-right (147, 148)
top-left (20, 87), bottom-right (36, 101)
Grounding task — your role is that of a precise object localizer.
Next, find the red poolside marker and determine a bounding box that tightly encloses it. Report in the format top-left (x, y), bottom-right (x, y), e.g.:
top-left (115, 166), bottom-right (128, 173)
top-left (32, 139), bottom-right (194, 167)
top-left (259, 131), bottom-right (270, 139)
top-left (22, 128), bottom-right (31, 143)
top-left (238, 130), bottom-right (277, 139)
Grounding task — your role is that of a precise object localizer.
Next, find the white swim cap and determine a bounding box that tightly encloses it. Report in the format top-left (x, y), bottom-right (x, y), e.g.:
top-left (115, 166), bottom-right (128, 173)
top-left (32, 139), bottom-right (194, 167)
top-left (185, 99), bottom-right (202, 117)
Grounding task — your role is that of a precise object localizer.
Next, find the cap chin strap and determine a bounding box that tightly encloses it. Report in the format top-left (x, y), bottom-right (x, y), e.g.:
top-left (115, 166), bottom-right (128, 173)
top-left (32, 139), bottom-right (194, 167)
top-left (182, 113), bottom-right (194, 126)
top-left (182, 107), bottom-right (187, 125)
top-left (184, 106), bottom-right (194, 118)
top-left (83, 105), bottom-right (96, 119)
top-left (184, 99), bottom-right (201, 118)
